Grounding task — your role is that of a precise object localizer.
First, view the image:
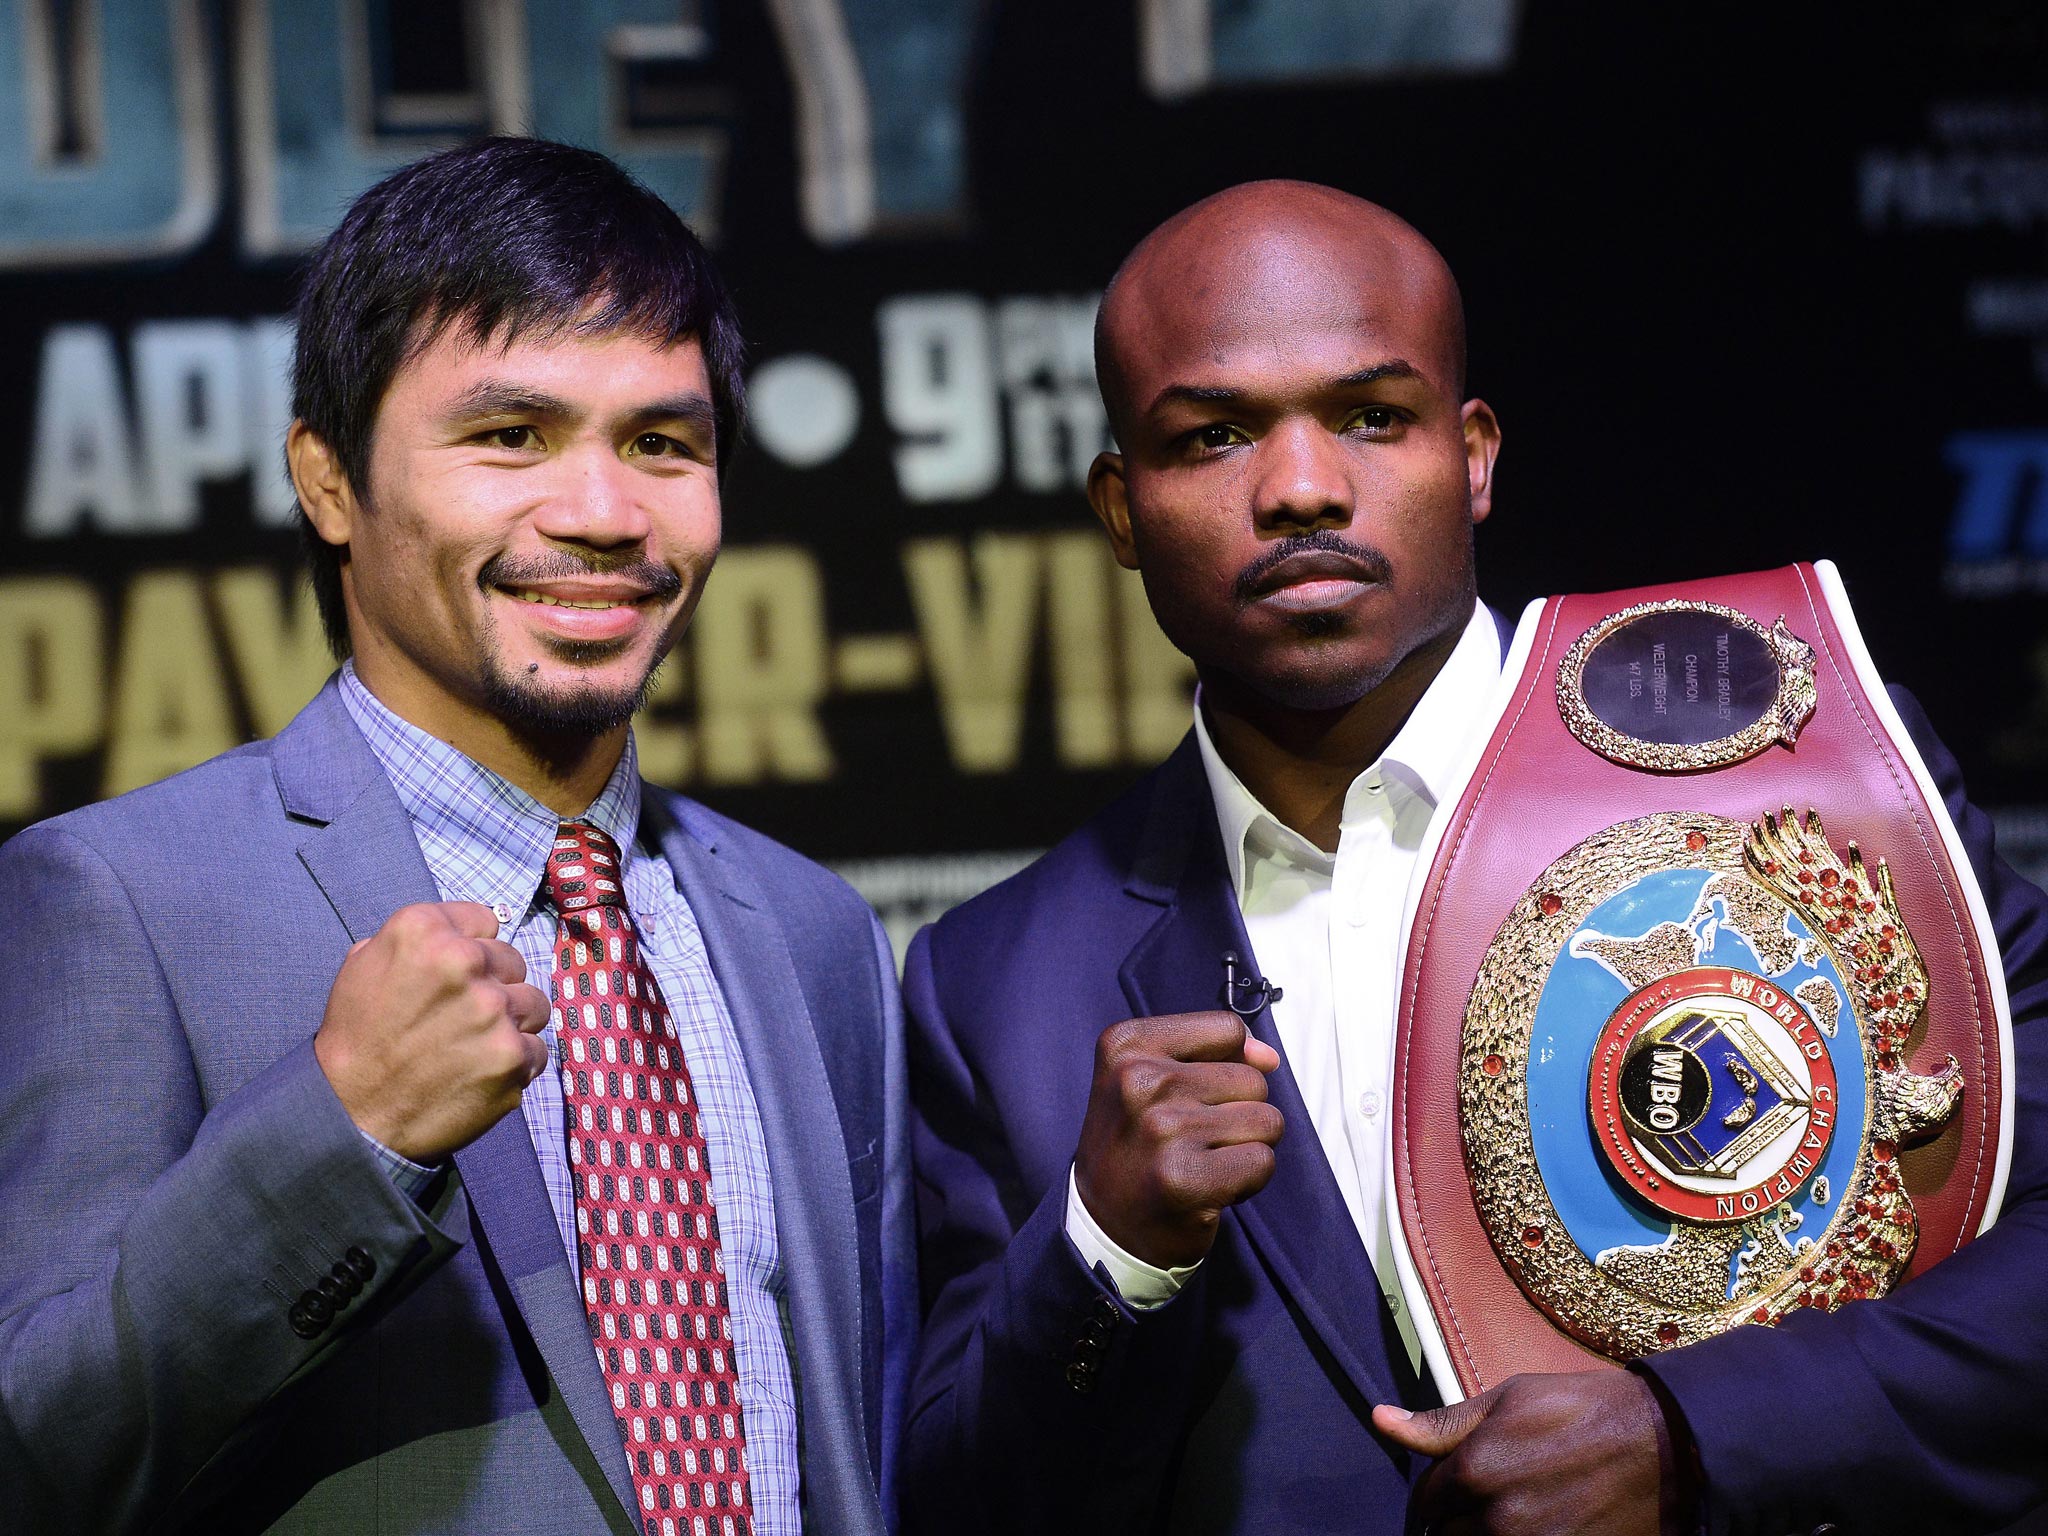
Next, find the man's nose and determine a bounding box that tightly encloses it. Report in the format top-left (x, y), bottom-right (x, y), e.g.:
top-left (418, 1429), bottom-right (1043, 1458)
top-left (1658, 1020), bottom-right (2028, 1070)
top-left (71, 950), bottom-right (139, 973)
top-left (1251, 419), bottom-right (1353, 530)
top-left (533, 447), bottom-right (653, 548)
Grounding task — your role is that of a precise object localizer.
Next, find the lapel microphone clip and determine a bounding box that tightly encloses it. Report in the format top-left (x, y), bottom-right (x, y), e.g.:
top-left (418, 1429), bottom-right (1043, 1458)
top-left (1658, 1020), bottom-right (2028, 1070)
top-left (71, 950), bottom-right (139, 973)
top-left (1220, 951), bottom-right (1283, 1019)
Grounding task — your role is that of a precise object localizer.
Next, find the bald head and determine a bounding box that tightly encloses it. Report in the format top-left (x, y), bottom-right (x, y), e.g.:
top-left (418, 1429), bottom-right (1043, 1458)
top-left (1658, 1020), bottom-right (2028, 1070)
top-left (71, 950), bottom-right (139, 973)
top-left (1094, 181), bottom-right (1467, 445)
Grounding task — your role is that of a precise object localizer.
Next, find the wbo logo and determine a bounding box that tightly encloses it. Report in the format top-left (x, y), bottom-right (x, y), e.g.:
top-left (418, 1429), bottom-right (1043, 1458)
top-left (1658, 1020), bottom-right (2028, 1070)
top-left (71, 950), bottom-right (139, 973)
top-left (1589, 965), bottom-right (1840, 1224)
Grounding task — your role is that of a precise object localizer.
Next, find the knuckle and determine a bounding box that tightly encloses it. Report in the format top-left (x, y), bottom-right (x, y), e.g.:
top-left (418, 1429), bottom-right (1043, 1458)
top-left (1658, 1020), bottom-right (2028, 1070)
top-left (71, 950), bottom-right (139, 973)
top-left (1096, 1017), bottom-right (1145, 1064)
top-left (1114, 1058), bottom-right (1170, 1111)
top-left (1136, 1096), bottom-right (1190, 1145)
top-left (394, 903), bottom-right (445, 939)
top-left (1436, 1446), bottom-right (1486, 1500)
top-left (492, 1029), bottom-right (538, 1080)
top-left (1237, 1142), bottom-right (1277, 1186)
top-left (437, 935), bottom-right (485, 981)
top-left (379, 908), bottom-right (421, 948)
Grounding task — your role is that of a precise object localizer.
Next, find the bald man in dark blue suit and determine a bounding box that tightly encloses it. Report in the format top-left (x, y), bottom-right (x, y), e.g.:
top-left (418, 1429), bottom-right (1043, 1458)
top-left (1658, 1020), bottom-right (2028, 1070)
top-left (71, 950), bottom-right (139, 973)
top-left (900, 181), bottom-right (2048, 1536)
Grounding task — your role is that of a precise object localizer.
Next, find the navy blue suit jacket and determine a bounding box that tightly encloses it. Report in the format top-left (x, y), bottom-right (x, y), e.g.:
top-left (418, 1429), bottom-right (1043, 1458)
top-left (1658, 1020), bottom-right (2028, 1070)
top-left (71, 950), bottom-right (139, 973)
top-left (902, 681), bottom-right (2048, 1536)
top-left (0, 680), bottom-right (913, 1534)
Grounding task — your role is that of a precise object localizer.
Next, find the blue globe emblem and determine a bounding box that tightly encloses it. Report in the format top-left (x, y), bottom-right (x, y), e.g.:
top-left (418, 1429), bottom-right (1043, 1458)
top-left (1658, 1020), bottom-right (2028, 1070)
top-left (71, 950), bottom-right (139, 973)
top-left (1528, 866), bottom-right (1867, 1288)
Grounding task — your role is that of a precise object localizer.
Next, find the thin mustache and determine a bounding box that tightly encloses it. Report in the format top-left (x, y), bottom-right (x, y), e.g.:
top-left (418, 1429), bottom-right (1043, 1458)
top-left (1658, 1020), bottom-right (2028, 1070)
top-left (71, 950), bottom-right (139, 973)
top-left (479, 552), bottom-right (684, 600)
top-left (1232, 531), bottom-right (1392, 604)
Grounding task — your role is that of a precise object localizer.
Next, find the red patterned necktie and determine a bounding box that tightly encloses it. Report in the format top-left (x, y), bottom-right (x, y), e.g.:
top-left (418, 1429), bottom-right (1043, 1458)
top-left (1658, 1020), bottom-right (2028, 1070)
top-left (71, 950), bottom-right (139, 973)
top-left (543, 822), bottom-right (755, 1536)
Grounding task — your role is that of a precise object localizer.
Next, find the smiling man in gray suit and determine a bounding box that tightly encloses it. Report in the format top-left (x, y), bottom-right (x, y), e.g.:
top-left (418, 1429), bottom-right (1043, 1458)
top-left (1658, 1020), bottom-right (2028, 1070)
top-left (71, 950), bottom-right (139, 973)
top-left (0, 137), bottom-right (910, 1536)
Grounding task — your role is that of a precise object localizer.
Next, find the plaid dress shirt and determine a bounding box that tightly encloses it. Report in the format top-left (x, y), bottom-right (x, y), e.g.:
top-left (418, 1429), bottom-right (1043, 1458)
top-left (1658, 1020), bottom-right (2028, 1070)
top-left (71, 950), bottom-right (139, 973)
top-left (340, 663), bottom-right (800, 1536)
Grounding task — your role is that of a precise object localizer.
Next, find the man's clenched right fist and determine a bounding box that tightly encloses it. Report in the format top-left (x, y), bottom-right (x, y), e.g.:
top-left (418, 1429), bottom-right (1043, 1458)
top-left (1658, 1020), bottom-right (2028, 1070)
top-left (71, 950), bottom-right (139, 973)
top-left (1073, 1010), bottom-right (1285, 1268)
top-left (314, 901), bottom-right (552, 1164)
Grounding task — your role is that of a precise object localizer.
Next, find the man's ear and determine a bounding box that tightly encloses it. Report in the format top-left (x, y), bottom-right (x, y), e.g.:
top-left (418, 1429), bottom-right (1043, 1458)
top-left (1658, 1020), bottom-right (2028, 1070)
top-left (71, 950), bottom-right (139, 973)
top-left (1087, 452), bottom-right (1139, 570)
top-left (1461, 399), bottom-right (1502, 527)
top-left (287, 421), bottom-right (358, 547)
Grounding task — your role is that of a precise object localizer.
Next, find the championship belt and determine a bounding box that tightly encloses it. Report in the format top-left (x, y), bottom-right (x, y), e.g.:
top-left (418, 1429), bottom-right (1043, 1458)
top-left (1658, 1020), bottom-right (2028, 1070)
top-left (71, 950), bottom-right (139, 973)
top-left (1388, 561), bottom-right (2016, 1401)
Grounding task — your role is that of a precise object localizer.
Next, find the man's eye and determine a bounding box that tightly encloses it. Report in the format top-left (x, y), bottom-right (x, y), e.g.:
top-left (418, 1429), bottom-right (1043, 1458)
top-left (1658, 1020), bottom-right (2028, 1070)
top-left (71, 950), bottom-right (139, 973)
top-left (630, 432), bottom-right (686, 458)
top-left (484, 425), bottom-right (540, 450)
top-left (1190, 424), bottom-right (1243, 452)
top-left (1347, 406), bottom-right (1402, 434)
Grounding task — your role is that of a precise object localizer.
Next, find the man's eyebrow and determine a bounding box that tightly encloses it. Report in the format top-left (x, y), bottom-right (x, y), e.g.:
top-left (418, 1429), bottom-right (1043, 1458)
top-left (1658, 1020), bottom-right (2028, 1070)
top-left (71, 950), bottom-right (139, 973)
top-left (1328, 360), bottom-right (1425, 389)
top-left (1143, 359), bottom-right (1426, 416)
top-left (626, 394), bottom-right (718, 435)
top-left (441, 381), bottom-right (576, 421)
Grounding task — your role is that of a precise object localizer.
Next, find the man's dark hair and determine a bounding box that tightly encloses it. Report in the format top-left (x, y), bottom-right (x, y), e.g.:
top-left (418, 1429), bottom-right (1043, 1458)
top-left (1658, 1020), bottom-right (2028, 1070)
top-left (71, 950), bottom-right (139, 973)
top-left (290, 135), bottom-right (744, 658)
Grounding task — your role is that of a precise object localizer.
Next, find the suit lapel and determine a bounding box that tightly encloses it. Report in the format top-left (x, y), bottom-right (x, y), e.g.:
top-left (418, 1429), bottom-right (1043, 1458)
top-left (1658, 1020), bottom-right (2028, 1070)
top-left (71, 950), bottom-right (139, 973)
top-left (274, 682), bottom-right (638, 1521)
top-left (1117, 741), bottom-right (1406, 1414)
top-left (447, 1127), bottom-right (638, 1521)
top-left (651, 802), bottom-right (875, 1532)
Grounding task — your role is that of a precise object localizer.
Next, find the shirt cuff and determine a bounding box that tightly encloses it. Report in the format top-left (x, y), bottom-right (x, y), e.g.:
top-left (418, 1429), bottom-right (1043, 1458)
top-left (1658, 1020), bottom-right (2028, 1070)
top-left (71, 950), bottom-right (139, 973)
top-left (358, 1128), bottom-right (445, 1203)
top-left (1064, 1164), bottom-right (1201, 1309)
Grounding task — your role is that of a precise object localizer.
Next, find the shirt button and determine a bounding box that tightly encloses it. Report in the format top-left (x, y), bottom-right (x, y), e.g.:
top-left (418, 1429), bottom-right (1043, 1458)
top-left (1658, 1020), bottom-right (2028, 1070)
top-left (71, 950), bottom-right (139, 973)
top-left (492, 902), bottom-right (511, 924)
top-left (1386, 1290), bottom-right (1403, 1315)
top-left (1358, 1089), bottom-right (1384, 1119)
top-left (1364, 780), bottom-right (1384, 795)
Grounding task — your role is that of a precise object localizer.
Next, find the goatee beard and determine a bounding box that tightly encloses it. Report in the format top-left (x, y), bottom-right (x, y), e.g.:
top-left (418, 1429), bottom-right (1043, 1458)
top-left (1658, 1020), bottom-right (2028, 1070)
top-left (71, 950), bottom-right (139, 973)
top-left (478, 641), bottom-right (665, 742)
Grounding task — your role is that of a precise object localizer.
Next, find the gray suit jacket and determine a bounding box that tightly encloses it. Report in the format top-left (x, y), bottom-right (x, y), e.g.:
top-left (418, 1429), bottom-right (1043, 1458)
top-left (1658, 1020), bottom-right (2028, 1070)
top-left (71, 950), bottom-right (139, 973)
top-left (0, 679), bottom-right (913, 1535)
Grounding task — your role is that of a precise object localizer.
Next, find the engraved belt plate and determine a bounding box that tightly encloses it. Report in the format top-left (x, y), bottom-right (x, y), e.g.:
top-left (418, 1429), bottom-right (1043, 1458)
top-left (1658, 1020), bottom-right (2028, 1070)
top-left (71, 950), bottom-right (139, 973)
top-left (1460, 807), bottom-right (1962, 1359)
top-left (1556, 599), bottom-right (1817, 771)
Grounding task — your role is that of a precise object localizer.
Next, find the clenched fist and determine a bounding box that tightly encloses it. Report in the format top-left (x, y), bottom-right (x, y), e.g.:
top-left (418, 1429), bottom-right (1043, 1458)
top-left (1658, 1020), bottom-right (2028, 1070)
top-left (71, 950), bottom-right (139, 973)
top-left (1074, 1009), bottom-right (1285, 1268)
top-left (314, 901), bottom-right (552, 1164)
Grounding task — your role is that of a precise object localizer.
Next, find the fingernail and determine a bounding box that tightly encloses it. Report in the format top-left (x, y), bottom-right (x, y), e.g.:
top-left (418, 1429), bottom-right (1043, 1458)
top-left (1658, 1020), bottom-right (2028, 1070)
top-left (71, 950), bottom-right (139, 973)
top-left (1381, 1406), bottom-right (1412, 1422)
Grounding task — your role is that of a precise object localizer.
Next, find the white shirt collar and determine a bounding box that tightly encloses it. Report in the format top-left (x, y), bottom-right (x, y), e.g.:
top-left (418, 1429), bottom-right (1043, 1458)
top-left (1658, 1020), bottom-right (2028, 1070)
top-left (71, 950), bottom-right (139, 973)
top-left (1193, 600), bottom-right (1504, 897)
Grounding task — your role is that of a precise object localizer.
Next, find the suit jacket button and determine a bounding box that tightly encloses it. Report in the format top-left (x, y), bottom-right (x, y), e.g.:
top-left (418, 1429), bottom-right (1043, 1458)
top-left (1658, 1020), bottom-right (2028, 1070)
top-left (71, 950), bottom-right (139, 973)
top-left (1065, 1360), bottom-right (1096, 1394)
top-left (330, 1259), bottom-right (364, 1297)
top-left (317, 1275), bottom-right (352, 1308)
top-left (343, 1246), bottom-right (376, 1283)
top-left (288, 1304), bottom-right (321, 1340)
top-left (300, 1289), bottom-right (335, 1325)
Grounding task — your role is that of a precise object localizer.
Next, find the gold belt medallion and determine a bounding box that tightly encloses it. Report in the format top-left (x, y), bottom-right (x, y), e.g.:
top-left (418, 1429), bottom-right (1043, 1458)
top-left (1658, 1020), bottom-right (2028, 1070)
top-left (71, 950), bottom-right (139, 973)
top-left (1461, 807), bottom-right (1962, 1359)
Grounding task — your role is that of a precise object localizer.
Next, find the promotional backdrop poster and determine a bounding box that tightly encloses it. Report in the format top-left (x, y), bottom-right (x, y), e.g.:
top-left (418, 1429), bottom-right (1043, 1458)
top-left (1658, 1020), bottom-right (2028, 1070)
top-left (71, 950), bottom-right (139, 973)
top-left (2, 2), bottom-right (2044, 944)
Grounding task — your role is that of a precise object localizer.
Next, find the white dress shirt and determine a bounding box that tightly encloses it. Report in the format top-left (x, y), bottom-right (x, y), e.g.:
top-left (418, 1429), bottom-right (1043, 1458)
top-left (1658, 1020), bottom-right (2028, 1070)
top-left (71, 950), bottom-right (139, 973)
top-left (1066, 600), bottom-right (1504, 1374)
